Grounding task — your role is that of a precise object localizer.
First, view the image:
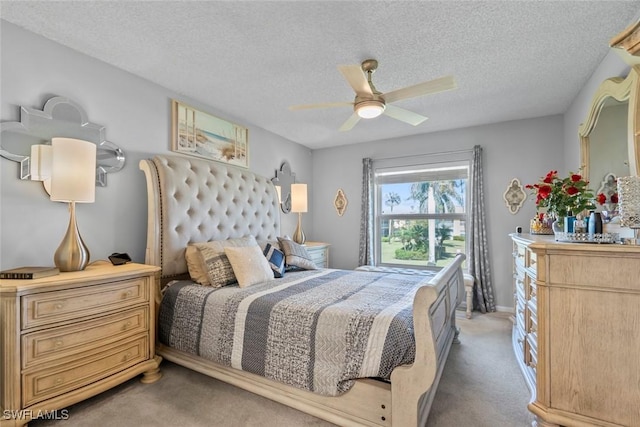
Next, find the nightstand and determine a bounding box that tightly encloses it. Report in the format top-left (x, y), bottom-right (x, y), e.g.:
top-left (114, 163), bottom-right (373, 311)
top-left (0, 262), bottom-right (162, 427)
top-left (304, 242), bottom-right (331, 268)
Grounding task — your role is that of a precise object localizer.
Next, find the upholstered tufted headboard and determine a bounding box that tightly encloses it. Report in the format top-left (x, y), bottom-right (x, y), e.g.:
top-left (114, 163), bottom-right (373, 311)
top-left (139, 155), bottom-right (280, 279)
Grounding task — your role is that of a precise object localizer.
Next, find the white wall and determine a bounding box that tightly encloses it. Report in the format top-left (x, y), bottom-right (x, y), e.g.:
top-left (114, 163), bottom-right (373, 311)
top-left (312, 115), bottom-right (564, 310)
top-left (0, 21), bottom-right (312, 269)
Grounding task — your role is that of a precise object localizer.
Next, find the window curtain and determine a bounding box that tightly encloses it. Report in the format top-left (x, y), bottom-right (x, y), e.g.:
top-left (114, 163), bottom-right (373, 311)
top-left (469, 145), bottom-right (496, 312)
top-left (358, 158), bottom-right (374, 266)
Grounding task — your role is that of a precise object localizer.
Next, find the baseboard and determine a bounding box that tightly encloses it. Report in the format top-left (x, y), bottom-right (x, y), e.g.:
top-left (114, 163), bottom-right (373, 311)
top-left (495, 305), bottom-right (513, 313)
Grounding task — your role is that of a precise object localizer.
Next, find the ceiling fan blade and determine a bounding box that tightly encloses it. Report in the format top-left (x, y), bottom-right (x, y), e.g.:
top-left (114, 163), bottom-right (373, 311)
top-left (338, 64), bottom-right (373, 96)
top-left (289, 101), bottom-right (353, 111)
top-left (384, 105), bottom-right (428, 126)
top-left (383, 75), bottom-right (457, 104)
top-left (339, 112), bottom-right (361, 131)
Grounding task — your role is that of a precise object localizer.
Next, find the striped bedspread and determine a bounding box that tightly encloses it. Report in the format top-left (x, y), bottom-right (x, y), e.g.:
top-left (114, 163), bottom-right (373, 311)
top-left (158, 268), bottom-right (436, 396)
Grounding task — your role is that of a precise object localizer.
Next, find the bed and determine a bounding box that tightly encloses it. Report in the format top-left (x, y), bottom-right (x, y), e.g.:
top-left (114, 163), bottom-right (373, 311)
top-left (139, 154), bottom-right (465, 427)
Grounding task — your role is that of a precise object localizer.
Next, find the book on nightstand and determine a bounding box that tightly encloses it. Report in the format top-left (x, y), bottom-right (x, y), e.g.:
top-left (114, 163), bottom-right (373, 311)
top-left (0, 266), bottom-right (60, 279)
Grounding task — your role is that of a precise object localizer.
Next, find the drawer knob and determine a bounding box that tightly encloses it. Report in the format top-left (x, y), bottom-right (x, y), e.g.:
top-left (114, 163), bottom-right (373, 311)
top-left (54, 340), bottom-right (64, 347)
top-left (122, 290), bottom-right (133, 299)
top-left (54, 377), bottom-right (63, 386)
top-left (122, 352), bottom-right (132, 362)
top-left (122, 321), bottom-right (132, 331)
top-left (54, 303), bottom-right (64, 310)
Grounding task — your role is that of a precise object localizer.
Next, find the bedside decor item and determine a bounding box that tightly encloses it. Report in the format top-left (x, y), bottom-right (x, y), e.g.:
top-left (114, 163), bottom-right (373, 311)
top-left (526, 170), bottom-right (595, 237)
top-left (334, 188), bottom-right (348, 216)
top-left (0, 96), bottom-right (124, 186)
top-left (171, 100), bottom-right (248, 168)
top-left (0, 266), bottom-right (59, 279)
top-left (617, 176), bottom-right (640, 244)
top-left (291, 183), bottom-right (308, 244)
top-left (503, 178), bottom-right (526, 214)
top-left (50, 138), bottom-right (96, 272)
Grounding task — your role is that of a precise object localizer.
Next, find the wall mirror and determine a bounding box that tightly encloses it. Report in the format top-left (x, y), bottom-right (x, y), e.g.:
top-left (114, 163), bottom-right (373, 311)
top-left (271, 161), bottom-right (295, 213)
top-left (579, 65), bottom-right (639, 187)
top-left (0, 96), bottom-right (125, 186)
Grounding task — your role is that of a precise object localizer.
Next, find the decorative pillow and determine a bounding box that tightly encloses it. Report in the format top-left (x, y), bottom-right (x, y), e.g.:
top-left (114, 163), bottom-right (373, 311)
top-left (224, 245), bottom-right (274, 288)
top-left (277, 237), bottom-right (318, 270)
top-left (263, 243), bottom-right (286, 278)
top-left (189, 236), bottom-right (258, 287)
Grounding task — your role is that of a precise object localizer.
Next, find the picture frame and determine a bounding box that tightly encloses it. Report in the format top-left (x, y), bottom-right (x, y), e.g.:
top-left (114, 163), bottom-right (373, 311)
top-left (171, 100), bottom-right (248, 168)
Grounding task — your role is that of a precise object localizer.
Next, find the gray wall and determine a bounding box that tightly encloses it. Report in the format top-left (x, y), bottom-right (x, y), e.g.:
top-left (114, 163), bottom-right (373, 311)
top-left (0, 21), bottom-right (312, 269)
top-left (312, 116), bottom-right (564, 310)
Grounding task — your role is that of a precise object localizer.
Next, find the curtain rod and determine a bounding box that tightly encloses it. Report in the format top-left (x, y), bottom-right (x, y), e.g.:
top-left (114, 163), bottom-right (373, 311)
top-left (371, 147), bottom-right (474, 161)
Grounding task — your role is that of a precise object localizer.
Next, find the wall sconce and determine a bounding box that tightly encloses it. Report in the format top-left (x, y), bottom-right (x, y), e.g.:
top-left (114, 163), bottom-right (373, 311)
top-left (50, 138), bottom-right (96, 271)
top-left (291, 183), bottom-right (308, 244)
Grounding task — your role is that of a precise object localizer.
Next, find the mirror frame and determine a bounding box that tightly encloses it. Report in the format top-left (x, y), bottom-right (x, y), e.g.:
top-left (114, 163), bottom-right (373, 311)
top-left (579, 65), bottom-right (640, 182)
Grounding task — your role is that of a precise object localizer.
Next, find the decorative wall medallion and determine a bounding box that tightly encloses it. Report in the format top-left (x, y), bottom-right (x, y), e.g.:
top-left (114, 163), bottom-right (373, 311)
top-left (334, 189), bottom-right (348, 216)
top-left (503, 178), bottom-right (526, 214)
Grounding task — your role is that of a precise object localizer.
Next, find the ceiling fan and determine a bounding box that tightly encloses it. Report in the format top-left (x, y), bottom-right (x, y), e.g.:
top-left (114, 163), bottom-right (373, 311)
top-left (289, 59), bottom-right (457, 131)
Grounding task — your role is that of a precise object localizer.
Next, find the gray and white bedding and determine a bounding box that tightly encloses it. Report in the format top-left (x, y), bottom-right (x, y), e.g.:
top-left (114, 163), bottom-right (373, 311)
top-left (158, 268), bottom-right (437, 396)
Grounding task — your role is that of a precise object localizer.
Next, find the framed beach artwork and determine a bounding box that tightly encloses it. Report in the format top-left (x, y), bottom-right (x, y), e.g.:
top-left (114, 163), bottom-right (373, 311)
top-left (171, 100), bottom-right (248, 168)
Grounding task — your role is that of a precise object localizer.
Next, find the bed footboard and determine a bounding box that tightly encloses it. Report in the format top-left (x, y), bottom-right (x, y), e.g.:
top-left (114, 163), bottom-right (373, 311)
top-left (390, 253), bottom-right (465, 426)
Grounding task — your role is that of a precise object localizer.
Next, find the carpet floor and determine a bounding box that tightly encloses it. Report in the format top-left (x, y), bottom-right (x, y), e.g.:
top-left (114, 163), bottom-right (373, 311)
top-left (30, 311), bottom-right (534, 427)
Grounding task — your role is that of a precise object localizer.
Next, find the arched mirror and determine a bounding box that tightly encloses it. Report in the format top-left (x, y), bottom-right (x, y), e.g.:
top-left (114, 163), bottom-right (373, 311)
top-left (271, 161), bottom-right (295, 213)
top-left (579, 65), bottom-right (640, 189)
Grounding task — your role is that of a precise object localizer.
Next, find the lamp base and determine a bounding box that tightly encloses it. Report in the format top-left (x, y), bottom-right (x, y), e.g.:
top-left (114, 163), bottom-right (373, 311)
top-left (54, 202), bottom-right (90, 272)
top-left (293, 212), bottom-right (306, 244)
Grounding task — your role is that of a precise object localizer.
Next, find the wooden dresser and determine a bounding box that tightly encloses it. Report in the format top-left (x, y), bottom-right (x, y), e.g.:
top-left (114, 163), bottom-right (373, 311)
top-left (510, 234), bottom-right (640, 427)
top-left (0, 262), bottom-right (162, 426)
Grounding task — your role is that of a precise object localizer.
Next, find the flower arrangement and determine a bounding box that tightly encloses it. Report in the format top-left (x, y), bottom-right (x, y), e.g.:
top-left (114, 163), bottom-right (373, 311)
top-left (596, 192), bottom-right (618, 206)
top-left (525, 170), bottom-right (595, 218)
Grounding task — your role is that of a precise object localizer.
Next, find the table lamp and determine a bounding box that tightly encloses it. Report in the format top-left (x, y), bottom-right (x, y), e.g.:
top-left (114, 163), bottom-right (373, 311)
top-left (617, 176), bottom-right (640, 245)
top-left (50, 138), bottom-right (96, 271)
top-left (291, 183), bottom-right (307, 244)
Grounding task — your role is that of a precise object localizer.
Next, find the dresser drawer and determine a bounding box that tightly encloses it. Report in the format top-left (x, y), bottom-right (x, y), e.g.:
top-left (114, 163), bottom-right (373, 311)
top-left (22, 278), bottom-right (149, 329)
top-left (23, 335), bottom-right (149, 406)
top-left (309, 251), bottom-right (326, 267)
top-left (22, 307), bottom-right (149, 369)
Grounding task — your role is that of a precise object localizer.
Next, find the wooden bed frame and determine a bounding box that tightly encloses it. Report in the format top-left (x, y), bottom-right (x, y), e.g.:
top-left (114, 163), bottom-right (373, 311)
top-left (139, 155), bottom-right (465, 427)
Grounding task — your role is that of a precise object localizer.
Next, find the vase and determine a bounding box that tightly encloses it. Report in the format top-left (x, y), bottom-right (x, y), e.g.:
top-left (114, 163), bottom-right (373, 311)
top-left (552, 219), bottom-right (564, 234)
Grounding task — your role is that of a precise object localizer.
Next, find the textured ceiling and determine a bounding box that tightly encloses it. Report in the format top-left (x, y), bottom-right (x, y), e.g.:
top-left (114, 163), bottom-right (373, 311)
top-left (1, 1), bottom-right (639, 150)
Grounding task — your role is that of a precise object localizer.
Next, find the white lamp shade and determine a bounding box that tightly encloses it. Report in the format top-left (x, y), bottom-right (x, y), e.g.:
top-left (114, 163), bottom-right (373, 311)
top-left (291, 183), bottom-right (308, 213)
top-left (275, 185), bottom-right (282, 203)
top-left (50, 138), bottom-right (96, 203)
top-left (30, 144), bottom-right (52, 181)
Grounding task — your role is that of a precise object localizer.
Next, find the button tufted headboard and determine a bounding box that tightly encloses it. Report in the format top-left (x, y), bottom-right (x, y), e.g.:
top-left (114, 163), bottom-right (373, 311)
top-left (139, 155), bottom-right (280, 279)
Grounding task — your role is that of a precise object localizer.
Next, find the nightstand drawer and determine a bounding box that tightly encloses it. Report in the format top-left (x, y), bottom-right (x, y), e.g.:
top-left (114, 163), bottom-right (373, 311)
top-left (22, 307), bottom-right (149, 369)
top-left (22, 278), bottom-right (149, 329)
top-left (23, 335), bottom-right (149, 406)
top-left (309, 250), bottom-right (326, 266)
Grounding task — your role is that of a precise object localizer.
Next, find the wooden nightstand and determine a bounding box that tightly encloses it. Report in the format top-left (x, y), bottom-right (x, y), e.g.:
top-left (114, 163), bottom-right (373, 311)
top-left (0, 262), bottom-right (162, 427)
top-left (303, 242), bottom-right (331, 268)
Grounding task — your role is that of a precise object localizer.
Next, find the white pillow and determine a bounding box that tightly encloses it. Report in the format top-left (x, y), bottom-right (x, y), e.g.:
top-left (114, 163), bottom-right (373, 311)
top-left (224, 245), bottom-right (274, 288)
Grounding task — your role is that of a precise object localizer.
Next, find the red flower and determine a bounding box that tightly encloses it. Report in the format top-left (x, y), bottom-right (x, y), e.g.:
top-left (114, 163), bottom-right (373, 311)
top-left (611, 193), bottom-right (619, 204)
top-left (538, 185), bottom-right (552, 198)
top-left (596, 193), bottom-right (607, 204)
top-left (570, 174), bottom-right (582, 182)
top-left (566, 186), bottom-right (579, 196)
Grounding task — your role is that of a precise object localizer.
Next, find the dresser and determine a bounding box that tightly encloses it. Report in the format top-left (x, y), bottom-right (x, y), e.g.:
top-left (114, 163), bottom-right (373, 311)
top-left (0, 262), bottom-right (162, 427)
top-left (510, 234), bottom-right (640, 427)
top-left (304, 241), bottom-right (331, 268)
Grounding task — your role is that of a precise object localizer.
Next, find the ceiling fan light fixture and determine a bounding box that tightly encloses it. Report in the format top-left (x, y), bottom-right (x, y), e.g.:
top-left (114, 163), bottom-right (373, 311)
top-left (355, 100), bottom-right (385, 119)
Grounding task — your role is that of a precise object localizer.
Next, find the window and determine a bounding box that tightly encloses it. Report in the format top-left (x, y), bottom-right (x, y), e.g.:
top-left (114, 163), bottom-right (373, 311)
top-left (374, 154), bottom-right (470, 270)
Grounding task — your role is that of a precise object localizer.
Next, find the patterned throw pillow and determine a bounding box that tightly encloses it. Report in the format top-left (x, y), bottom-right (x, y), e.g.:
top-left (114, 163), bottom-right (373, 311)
top-left (189, 236), bottom-right (258, 287)
top-left (224, 245), bottom-right (274, 288)
top-left (277, 237), bottom-right (318, 270)
top-left (263, 243), bottom-right (286, 278)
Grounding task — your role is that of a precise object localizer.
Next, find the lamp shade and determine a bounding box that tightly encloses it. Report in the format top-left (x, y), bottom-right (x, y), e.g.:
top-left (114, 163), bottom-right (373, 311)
top-left (291, 183), bottom-right (308, 213)
top-left (50, 138), bottom-right (96, 203)
top-left (356, 100), bottom-right (385, 119)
